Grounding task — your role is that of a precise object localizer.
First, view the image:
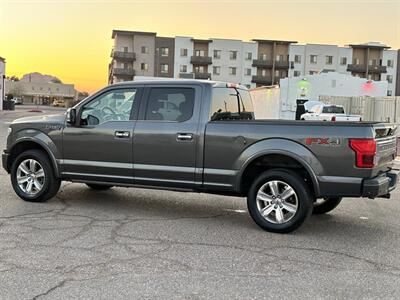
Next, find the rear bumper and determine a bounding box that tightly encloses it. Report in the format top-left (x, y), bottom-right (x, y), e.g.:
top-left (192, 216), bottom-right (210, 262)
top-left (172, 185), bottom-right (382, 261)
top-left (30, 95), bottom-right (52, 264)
top-left (362, 170), bottom-right (399, 198)
top-left (2, 151), bottom-right (9, 173)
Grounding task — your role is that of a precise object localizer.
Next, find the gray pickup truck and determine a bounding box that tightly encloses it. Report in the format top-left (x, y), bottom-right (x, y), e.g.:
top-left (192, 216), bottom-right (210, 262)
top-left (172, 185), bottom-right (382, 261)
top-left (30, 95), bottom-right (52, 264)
top-left (2, 80), bottom-right (398, 233)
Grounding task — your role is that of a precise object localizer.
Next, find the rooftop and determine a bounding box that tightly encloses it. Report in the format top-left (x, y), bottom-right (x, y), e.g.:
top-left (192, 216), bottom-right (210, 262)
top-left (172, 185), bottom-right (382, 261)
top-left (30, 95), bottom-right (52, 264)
top-left (349, 42), bottom-right (390, 49)
top-left (111, 30), bottom-right (157, 38)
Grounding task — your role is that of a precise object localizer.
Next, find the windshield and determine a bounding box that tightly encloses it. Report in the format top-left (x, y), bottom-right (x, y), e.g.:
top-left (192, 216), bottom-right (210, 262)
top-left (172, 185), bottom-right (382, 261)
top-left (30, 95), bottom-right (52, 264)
top-left (322, 106), bottom-right (344, 114)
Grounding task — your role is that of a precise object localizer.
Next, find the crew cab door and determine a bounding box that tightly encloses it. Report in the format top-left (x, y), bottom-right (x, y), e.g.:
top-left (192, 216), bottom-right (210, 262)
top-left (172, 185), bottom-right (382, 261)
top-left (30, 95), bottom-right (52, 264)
top-left (61, 87), bottom-right (142, 183)
top-left (132, 85), bottom-right (202, 189)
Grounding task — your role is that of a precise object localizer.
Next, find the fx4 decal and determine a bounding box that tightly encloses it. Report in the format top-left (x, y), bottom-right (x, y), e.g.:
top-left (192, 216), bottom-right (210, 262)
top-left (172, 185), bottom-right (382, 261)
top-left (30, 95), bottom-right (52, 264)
top-left (306, 137), bottom-right (341, 146)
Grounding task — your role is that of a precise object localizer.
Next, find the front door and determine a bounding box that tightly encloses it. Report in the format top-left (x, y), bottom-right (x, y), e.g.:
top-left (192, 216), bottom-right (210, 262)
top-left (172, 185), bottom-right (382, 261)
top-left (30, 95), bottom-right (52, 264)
top-left (61, 87), bottom-right (142, 184)
top-left (133, 85), bottom-right (201, 189)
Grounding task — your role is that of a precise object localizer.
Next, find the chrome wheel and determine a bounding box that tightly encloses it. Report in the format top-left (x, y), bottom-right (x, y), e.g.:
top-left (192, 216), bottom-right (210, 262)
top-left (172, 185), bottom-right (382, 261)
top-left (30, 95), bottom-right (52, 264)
top-left (256, 180), bottom-right (298, 224)
top-left (16, 159), bottom-right (45, 195)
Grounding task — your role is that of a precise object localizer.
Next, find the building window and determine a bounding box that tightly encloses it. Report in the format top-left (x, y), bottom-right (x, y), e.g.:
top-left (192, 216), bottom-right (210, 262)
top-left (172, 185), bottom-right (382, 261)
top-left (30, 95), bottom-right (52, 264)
top-left (387, 75), bottom-right (393, 83)
top-left (245, 68), bottom-right (251, 76)
top-left (160, 47), bottom-right (169, 57)
top-left (387, 59), bottom-right (394, 67)
top-left (160, 64), bottom-right (169, 73)
top-left (353, 58), bottom-right (360, 65)
top-left (260, 53), bottom-right (267, 61)
top-left (213, 50), bottom-right (221, 59)
top-left (141, 63), bottom-right (148, 71)
top-left (194, 49), bottom-right (205, 57)
top-left (180, 65), bottom-right (187, 73)
top-left (123, 47), bottom-right (129, 52)
top-left (387, 90), bottom-right (392, 96)
top-left (141, 46), bottom-right (149, 54)
top-left (294, 55), bottom-right (301, 64)
top-left (229, 67), bottom-right (236, 75)
top-left (245, 52), bottom-right (252, 60)
top-left (229, 51), bottom-right (237, 60)
top-left (325, 56), bottom-right (333, 65)
top-left (310, 55), bottom-right (317, 64)
top-left (213, 66), bottom-right (220, 75)
top-left (294, 70), bottom-right (301, 77)
top-left (369, 59), bottom-right (377, 66)
top-left (340, 57), bottom-right (347, 65)
top-left (309, 70), bottom-right (318, 75)
top-left (194, 65), bottom-right (205, 73)
top-left (276, 54), bottom-right (284, 62)
top-left (274, 70), bottom-right (280, 77)
top-left (180, 48), bottom-right (188, 57)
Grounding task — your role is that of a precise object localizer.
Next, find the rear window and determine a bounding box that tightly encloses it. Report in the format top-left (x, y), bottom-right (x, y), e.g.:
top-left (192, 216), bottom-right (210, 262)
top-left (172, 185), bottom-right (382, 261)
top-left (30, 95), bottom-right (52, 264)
top-left (322, 106), bottom-right (344, 114)
top-left (210, 87), bottom-right (254, 121)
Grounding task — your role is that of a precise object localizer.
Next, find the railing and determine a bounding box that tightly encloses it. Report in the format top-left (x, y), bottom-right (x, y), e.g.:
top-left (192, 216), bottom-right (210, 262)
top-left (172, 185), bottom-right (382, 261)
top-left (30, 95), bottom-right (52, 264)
top-left (190, 56), bottom-right (212, 65)
top-left (251, 75), bottom-right (273, 85)
top-left (111, 50), bottom-right (136, 61)
top-left (113, 68), bottom-right (135, 76)
top-left (252, 59), bottom-right (273, 68)
top-left (194, 72), bottom-right (211, 79)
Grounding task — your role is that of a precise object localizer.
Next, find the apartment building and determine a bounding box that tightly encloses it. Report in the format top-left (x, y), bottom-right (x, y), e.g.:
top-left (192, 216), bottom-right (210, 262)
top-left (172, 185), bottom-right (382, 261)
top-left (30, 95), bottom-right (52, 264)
top-left (0, 57), bottom-right (5, 110)
top-left (251, 39), bottom-right (296, 87)
top-left (109, 30), bottom-right (400, 95)
top-left (289, 42), bottom-right (398, 96)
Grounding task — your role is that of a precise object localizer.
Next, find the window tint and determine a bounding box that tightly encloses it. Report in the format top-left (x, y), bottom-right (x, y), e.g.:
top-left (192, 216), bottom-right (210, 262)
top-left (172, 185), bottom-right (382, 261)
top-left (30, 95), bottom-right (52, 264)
top-left (322, 106), bottom-right (344, 114)
top-left (210, 87), bottom-right (254, 121)
top-left (145, 88), bottom-right (195, 122)
top-left (81, 89), bottom-right (137, 126)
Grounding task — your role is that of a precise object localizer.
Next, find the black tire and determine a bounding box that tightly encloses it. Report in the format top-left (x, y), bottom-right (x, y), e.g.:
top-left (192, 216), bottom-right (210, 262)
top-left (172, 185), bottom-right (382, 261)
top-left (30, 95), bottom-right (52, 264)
top-left (11, 149), bottom-right (61, 202)
top-left (247, 169), bottom-right (313, 233)
top-left (312, 197), bottom-right (342, 215)
top-left (86, 183), bottom-right (113, 190)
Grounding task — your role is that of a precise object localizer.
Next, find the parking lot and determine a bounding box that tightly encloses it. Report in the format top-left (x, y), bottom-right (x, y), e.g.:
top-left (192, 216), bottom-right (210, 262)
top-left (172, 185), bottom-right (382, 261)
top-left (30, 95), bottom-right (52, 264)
top-left (1, 106), bottom-right (400, 299)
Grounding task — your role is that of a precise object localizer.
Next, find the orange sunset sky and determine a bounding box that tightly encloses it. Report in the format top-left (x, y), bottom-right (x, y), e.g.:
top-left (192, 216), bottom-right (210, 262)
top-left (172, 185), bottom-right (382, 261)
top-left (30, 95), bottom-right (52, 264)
top-left (0, 0), bottom-right (399, 93)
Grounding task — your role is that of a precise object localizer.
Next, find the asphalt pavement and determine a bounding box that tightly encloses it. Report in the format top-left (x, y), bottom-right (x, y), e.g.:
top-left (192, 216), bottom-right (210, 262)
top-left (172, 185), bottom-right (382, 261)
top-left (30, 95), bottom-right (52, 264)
top-left (1, 106), bottom-right (400, 299)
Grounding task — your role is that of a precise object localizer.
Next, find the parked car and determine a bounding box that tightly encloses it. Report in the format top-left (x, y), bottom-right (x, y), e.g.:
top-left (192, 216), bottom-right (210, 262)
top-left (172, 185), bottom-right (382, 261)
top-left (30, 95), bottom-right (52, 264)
top-left (2, 80), bottom-right (398, 233)
top-left (52, 99), bottom-right (66, 107)
top-left (301, 104), bottom-right (362, 122)
top-left (11, 97), bottom-right (23, 105)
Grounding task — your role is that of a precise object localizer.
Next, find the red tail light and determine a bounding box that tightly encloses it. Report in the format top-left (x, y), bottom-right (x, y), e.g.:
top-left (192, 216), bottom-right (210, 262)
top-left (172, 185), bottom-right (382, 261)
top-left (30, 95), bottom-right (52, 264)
top-left (331, 116), bottom-right (336, 122)
top-left (349, 139), bottom-right (376, 168)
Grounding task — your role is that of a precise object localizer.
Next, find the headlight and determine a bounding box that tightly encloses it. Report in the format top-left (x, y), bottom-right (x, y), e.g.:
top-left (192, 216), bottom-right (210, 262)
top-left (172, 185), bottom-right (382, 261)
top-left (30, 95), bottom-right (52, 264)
top-left (7, 127), bottom-right (12, 134)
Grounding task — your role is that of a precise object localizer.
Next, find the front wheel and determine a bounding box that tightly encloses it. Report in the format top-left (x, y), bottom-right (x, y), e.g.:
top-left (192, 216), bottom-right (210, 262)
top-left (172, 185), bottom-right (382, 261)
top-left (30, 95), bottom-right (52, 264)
top-left (11, 150), bottom-right (61, 202)
top-left (247, 169), bottom-right (313, 233)
top-left (312, 197), bottom-right (342, 215)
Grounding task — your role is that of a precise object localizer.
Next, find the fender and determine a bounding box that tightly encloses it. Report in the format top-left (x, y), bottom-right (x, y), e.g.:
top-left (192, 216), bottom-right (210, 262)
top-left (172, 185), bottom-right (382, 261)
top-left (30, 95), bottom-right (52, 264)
top-left (234, 138), bottom-right (324, 196)
top-left (10, 129), bottom-right (61, 177)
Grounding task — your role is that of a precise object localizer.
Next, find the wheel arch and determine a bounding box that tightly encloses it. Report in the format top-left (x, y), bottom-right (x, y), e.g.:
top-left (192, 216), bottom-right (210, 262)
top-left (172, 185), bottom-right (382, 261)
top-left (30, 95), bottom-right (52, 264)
top-left (7, 136), bottom-right (60, 177)
top-left (235, 139), bottom-right (323, 196)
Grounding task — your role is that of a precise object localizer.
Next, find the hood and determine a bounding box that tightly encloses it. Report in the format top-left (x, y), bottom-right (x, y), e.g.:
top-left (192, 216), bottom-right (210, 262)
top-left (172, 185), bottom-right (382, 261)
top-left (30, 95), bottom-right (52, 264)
top-left (12, 113), bottom-right (66, 126)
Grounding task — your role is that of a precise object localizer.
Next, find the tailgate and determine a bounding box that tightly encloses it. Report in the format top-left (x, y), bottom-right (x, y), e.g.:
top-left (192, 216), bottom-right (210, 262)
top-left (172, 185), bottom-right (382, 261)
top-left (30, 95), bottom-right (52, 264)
top-left (336, 115), bottom-right (361, 121)
top-left (374, 124), bottom-right (397, 168)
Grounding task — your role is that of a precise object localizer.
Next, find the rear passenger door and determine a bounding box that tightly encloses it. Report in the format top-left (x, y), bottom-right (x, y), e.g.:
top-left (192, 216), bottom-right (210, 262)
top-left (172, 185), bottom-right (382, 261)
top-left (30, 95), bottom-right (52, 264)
top-left (132, 85), bottom-right (202, 189)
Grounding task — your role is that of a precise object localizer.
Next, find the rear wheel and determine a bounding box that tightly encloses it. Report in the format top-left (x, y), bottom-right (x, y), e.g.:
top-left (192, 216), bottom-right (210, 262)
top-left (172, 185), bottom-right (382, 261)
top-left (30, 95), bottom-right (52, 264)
top-left (247, 169), bottom-right (313, 233)
top-left (86, 183), bottom-right (113, 190)
top-left (11, 150), bottom-right (60, 202)
top-left (312, 197), bottom-right (342, 214)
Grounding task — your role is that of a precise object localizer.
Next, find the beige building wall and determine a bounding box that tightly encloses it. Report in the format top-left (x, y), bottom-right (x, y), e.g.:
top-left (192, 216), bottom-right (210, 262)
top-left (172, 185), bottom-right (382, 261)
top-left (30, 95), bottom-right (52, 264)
top-left (133, 34), bottom-right (155, 76)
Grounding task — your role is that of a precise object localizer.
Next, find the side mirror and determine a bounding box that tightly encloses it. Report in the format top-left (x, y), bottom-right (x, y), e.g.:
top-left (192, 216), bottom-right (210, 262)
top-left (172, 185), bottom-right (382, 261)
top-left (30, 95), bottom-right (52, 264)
top-left (66, 108), bottom-right (77, 125)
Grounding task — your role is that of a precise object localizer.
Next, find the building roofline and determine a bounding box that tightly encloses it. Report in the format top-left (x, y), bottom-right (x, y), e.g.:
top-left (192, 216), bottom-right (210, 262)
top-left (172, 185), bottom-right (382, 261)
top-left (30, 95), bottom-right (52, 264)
top-left (112, 30), bottom-right (157, 38)
top-left (0, 56), bottom-right (5, 62)
top-left (191, 38), bottom-right (212, 43)
top-left (348, 43), bottom-right (390, 49)
top-left (252, 39), bottom-right (297, 44)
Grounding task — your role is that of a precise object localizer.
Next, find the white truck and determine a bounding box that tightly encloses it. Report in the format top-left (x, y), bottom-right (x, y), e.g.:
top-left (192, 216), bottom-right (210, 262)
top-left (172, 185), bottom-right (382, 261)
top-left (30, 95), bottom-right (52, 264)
top-left (301, 103), bottom-right (362, 122)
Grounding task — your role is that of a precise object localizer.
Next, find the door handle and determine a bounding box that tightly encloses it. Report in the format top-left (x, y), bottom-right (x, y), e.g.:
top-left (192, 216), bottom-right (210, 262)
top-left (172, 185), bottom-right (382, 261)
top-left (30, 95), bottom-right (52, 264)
top-left (177, 133), bottom-right (193, 141)
top-left (115, 131), bottom-right (130, 138)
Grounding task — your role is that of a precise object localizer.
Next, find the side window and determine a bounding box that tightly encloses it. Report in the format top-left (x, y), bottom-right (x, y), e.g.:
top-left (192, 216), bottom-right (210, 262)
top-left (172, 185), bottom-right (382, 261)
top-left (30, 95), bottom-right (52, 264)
top-left (80, 89), bottom-right (137, 126)
top-left (210, 88), bottom-right (254, 121)
top-left (145, 88), bottom-right (195, 122)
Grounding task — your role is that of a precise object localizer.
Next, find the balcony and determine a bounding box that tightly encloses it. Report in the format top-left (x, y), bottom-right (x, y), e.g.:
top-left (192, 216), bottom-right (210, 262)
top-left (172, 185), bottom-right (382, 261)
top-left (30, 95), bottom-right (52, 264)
top-left (179, 73), bottom-right (195, 79)
top-left (251, 75), bottom-right (273, 85)
top-left (275, 60), bottom-right (293, 69)
top-left (347, 64), bottom-right (367, 73)
top-left (368, 64), bottom-right (387, 74)
top-left (111, 50), bottom-right (136, 61)
top-left (194, 72), bottom-right (211, 80)
top-left (113, 68), bottom-right (135, 76)
top-left (252, 59), bottom-right (273, 68)
top-left (190, 56), bottom-right (212, 65)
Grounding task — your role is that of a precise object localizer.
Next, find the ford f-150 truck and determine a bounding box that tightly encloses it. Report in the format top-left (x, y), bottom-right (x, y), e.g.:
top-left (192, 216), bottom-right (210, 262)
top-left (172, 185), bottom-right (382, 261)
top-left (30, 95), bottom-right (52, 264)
top-left (2, 80), bottom-right (398, 233)
top-left (301, 104), bottom-right (362, 122)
